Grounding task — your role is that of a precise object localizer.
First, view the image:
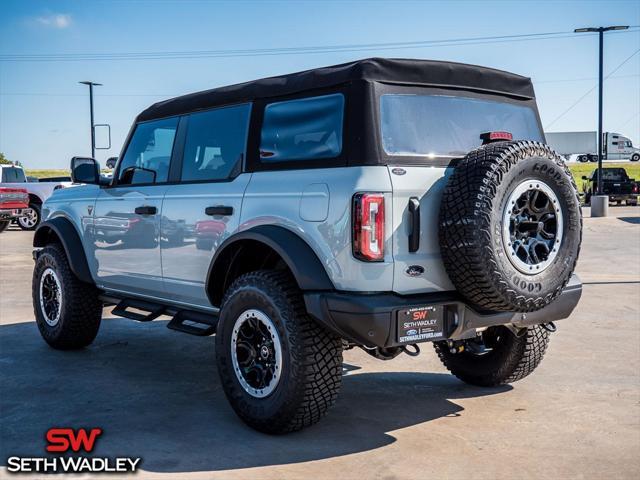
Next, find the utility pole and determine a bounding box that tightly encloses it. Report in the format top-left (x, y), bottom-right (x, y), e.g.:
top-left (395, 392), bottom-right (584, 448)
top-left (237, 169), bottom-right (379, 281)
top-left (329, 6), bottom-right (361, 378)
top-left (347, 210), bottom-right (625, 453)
top-left (79, 81), bottom-right (102, 158)
top-left (574, 26), bottom-right (628, 208)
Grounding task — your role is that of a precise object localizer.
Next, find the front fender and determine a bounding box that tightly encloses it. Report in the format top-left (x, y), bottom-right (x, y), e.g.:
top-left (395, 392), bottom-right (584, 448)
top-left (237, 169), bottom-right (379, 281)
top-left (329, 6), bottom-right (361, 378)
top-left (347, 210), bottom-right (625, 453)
top-left (33, 217), bottom-right (93, 284)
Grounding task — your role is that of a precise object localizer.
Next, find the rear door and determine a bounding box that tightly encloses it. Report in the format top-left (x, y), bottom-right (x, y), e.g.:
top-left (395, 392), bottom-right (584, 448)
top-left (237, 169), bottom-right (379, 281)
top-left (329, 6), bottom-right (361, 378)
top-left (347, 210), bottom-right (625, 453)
top-left (388, 166), bottom-right (455, 294)
top-left (378, 89), bottom-right (544, 294)
top-left (91, 117), bottom-right (178, 296)
top-left (160, 103), bottom-right (251, 308)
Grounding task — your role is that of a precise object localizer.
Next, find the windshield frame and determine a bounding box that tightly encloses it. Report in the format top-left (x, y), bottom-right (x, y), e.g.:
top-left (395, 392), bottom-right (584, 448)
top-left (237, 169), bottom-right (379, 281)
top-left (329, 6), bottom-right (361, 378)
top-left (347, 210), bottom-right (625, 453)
top-left (373, 83), bottom-right (545, 166)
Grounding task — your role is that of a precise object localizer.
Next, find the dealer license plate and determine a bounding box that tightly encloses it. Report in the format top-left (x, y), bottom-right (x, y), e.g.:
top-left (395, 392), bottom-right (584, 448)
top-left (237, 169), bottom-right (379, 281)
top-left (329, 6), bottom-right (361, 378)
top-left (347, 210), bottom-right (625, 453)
top-left (397, 305), bottom-right (445, 343)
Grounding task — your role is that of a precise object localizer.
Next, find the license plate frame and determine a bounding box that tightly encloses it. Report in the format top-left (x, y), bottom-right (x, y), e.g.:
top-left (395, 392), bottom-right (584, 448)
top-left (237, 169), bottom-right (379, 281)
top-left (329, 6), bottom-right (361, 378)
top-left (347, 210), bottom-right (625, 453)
top-left (396, 305), bottom-right (446, 344)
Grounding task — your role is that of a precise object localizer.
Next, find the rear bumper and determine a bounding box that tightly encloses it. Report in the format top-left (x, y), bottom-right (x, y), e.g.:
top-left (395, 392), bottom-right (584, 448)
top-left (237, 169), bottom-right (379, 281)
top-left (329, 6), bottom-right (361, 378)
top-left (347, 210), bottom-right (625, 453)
top-left (606, 194), bottom-right (637, 202)
top-left (0, 208), bottom-right (25, 220)
top-left (304, 275), bottom-right (582, 348)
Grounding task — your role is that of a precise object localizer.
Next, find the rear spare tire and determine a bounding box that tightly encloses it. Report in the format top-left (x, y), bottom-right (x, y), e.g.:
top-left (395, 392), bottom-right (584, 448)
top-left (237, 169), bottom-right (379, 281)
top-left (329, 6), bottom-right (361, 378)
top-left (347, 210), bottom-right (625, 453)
top-left (439, 141), bottom-right (582, 312)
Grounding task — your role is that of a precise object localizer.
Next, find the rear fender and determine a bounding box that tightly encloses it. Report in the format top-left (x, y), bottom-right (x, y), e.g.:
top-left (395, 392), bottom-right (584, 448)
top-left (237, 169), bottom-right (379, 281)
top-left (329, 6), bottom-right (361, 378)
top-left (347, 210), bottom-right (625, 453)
top-left (206, 225), bottom-right (334, 307)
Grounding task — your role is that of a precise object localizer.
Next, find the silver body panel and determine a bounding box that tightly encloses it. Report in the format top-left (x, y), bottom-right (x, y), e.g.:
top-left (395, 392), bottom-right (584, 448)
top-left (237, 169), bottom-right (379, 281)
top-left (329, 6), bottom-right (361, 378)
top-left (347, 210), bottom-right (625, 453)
top-left (41, 164), bottom-right (452, 308)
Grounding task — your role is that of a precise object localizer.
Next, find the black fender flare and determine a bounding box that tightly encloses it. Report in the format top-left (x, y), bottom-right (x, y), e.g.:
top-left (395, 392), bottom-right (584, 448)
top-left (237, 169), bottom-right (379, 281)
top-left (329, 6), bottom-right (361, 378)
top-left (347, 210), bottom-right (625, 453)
top-left (33, 217), bottom-right (94, 284)
top-left (206, 225), bottom-right (334, 306)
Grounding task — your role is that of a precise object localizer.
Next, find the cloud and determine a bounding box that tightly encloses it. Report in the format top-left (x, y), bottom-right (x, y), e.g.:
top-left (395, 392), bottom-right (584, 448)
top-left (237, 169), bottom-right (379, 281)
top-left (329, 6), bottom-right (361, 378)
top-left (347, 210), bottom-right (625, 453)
top-left (35, 13), bottom-right (72, 29)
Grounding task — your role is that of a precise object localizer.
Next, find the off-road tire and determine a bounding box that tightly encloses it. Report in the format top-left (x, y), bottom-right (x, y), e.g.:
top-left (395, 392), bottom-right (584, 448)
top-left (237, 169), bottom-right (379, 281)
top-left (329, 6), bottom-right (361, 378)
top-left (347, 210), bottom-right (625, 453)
top-left (0, 221), bottom-right (9, 233)
top-left (439, 141), bottom-right (582, 312)
top-left (32, 243), bottom-right (102, 349)
top-left (433, 325), bottom-right (550, 386)
top-left (215, 270), bottom-right (342, 434)
top-left (18, 202), bottom-right (41, 231)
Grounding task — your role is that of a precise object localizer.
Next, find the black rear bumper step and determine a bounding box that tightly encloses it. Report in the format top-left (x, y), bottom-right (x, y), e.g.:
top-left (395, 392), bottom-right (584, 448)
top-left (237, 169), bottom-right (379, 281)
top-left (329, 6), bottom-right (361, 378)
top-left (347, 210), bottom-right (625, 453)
top-left (304, 274), bottom-right (582, 348)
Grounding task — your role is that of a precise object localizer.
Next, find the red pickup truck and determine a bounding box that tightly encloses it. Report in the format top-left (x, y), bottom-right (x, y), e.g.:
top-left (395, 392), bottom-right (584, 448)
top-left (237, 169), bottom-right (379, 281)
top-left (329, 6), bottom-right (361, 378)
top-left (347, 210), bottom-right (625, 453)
top-left (0, 187), bottom-right (29, 233)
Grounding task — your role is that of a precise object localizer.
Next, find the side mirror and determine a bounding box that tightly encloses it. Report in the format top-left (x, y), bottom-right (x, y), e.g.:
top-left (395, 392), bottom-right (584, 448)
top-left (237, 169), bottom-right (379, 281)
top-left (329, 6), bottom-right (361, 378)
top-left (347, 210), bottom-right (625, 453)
top-left (106, 156), bottom-right (118, 169)
top-left (70, 156), bottom-right (100, 184)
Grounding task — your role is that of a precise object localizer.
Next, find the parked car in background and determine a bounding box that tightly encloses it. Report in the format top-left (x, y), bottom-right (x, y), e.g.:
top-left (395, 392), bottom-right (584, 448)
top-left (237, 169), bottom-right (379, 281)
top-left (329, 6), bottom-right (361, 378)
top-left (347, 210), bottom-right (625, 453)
top-left (0, 164), bottom-right (72, 230)
top-left (582, 167), bottom-right (638, 205)
top-left (546, 131), bottom-right (640, 162)
top-left (0, 187), bottom-right (29, 233)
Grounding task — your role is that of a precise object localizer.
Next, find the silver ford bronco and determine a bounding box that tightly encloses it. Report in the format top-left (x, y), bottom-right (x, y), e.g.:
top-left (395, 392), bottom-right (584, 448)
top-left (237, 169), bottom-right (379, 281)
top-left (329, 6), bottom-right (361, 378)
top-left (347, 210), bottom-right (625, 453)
top-left (32, 58), bottom-right (582, 433)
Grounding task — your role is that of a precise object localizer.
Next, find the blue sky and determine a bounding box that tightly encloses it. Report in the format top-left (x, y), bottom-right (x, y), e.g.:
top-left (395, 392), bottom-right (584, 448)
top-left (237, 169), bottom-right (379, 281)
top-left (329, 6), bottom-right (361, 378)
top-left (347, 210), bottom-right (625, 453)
top-left (0, 0), bottom-right (638, 169)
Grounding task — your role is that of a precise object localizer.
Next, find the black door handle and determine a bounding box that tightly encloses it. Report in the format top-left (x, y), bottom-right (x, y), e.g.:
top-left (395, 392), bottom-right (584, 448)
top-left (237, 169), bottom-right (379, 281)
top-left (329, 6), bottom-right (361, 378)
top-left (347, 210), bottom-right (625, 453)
top-left (134, 206), bottom-right (157, 215)
top-left (205, 205), bottom-right (234, 216)
top-left (408, 197), bottom-right (420, 253)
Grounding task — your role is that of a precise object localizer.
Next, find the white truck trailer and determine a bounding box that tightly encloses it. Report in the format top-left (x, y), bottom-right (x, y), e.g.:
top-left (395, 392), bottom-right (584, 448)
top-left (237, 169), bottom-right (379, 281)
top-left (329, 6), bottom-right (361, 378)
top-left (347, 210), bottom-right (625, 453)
top-left (545, 131), bottom-right (640, 162)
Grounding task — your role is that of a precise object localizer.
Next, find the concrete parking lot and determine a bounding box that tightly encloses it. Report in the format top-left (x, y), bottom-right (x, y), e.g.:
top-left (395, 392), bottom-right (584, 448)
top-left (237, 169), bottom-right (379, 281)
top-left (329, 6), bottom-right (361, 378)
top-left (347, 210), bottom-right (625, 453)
top-left (1, 207), bottom-right (639, 480)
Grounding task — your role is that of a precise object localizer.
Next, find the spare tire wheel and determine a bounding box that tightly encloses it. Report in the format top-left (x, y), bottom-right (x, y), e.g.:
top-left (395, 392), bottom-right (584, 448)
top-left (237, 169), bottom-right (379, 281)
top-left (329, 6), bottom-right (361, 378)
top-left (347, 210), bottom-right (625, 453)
top-left (439, 141), bottom-right (582, 312)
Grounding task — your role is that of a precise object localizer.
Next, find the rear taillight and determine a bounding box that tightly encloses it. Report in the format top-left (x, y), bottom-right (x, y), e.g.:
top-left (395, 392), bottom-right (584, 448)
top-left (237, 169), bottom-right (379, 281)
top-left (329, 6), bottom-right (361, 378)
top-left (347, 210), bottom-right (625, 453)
top-left (633, 184), bottom-right (638, 193)
top-left (353, 193), bottom-right (385, 262)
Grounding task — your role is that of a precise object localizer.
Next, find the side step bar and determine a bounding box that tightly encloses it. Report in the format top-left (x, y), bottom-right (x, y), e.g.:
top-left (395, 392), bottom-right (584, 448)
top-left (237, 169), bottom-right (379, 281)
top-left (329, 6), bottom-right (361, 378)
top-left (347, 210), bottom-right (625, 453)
top-left (108, 297), bottom-right (218, 336)
top-left (167, 310), bottom-right (217, 336)
top-left (111, 298), bottom-right (165, 322)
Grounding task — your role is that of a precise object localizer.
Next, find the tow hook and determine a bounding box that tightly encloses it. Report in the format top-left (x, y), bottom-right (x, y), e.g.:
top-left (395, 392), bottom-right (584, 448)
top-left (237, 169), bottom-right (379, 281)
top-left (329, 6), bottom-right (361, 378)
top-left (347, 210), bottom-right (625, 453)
top-left (403, 344), bottom-right (420, 357)
top-left (542, 322), bottom-right (557, 333)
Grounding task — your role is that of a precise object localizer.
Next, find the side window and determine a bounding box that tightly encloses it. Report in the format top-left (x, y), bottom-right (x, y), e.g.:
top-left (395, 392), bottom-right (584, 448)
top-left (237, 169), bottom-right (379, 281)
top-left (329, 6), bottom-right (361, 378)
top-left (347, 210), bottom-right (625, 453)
top-left (181, 104), bottom-right (251, 182)
top-left (118, 117), bottom-right (178, 185)
top-left (259, 93), bottom-right (344, 162)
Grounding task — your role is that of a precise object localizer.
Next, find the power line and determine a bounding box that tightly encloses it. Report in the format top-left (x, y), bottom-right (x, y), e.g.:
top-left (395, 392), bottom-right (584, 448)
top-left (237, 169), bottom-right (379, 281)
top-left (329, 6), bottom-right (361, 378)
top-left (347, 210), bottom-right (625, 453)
top-left (534, 73), bottom-right (639, 84)
top-left (616, 111), bottom-right (640, 131)
top-left (0, 93), bottom-right (177, 97)
top-left (544, 48), bottom-right (640, 130)
top-left (0, 74), bottom-right (636, 98)
top-left (1, 28), bottom-right (638, 62)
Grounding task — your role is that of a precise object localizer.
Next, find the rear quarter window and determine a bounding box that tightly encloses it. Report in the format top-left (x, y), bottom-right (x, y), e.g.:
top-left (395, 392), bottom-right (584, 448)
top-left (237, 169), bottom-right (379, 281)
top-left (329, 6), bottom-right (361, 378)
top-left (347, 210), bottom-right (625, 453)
top-left (259, 93), bottom-right (344, 162)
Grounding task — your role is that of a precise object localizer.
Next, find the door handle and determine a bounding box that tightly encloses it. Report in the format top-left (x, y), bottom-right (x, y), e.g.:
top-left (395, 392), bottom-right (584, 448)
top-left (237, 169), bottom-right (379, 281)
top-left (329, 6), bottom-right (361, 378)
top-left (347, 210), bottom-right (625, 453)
top-left (408, 197), bottom-right (420, 253)
top-left (205, 205), bottom-right (234, 216)
top-left (134, 206), bottom-right (157, 215)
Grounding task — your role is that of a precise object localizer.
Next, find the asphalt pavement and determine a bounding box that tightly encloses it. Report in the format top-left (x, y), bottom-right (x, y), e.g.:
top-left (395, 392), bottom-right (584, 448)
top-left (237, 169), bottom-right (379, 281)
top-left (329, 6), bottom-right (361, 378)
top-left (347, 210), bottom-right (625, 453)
top-left (0, 207), bottom-right (638, 479)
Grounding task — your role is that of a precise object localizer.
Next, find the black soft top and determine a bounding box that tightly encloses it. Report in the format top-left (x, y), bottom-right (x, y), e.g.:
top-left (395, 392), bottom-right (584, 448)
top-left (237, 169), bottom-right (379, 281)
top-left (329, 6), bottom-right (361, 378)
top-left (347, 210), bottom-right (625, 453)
top-left (137, 57), bottom-right (535, 122)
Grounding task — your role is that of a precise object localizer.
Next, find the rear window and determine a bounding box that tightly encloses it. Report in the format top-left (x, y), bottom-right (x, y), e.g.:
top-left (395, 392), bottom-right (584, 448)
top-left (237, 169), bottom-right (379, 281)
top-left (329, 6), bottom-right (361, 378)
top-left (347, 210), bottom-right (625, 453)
top-left (596, 169), bottom-right (626, 181)
top-left (380, 94), bottom-right (543, 158)
top-left (1, 167), bottom-right (26, 183)
top-left (259, 93), bottom-right (344, 162)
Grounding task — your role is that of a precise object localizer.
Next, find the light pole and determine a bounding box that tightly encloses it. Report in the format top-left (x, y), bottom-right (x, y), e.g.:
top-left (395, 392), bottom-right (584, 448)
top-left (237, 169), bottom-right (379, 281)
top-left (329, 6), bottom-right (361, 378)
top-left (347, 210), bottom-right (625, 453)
top-left (79, 81), bottom-right (102, 158)
top-left (574, 26), bottom-right (628, 201)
